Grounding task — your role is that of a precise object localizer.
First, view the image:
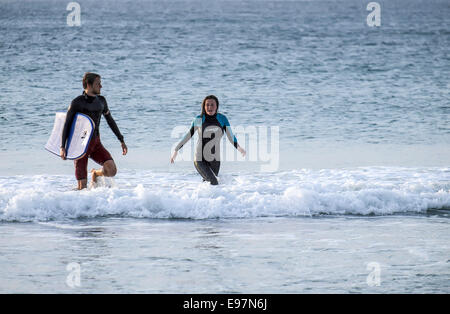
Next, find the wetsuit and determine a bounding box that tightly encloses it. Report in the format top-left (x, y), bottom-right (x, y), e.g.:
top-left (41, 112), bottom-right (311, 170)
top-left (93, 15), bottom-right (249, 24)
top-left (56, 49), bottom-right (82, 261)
top-left (175, 113), bottom-right (239, 185)
top-left (62, 92), bottom-right (124, 180)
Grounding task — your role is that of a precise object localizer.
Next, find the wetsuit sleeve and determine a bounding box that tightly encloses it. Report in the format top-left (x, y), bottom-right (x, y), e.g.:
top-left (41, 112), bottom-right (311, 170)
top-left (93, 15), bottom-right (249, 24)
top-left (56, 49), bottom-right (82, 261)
top-left (222, 115), bottom-right (239, 149)
top-left (61, 100), bottom-right (79, 148)
top-left (175, 119), bottom-right (197, 151)
top-left (102, 99), bottom-right (124, 142)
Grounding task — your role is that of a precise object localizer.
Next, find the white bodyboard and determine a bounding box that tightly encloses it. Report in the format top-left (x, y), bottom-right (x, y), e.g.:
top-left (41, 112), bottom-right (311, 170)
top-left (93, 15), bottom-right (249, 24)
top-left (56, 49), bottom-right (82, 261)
top-left (45, 112), bottom-right (94, 160)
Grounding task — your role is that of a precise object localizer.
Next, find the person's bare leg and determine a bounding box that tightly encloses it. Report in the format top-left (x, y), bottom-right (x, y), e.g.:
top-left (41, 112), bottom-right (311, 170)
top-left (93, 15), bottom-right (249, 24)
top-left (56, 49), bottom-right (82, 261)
top-left (77, 179), bottom-right (87, 190)
top-left (91, 160), bottom-right (117, 183)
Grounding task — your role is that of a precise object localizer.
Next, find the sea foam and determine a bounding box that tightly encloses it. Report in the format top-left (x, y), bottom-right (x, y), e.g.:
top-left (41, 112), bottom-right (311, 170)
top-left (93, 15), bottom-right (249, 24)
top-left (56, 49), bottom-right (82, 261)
top-left (0, 167), bottom-right (449, 222)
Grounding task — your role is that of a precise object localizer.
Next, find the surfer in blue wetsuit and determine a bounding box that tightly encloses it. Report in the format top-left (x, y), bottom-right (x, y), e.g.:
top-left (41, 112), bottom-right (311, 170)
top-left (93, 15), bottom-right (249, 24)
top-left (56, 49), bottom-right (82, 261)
top-left (170, 95), bottom-right (246, 185)
top-left (60, 72), bottom-right (128, 190)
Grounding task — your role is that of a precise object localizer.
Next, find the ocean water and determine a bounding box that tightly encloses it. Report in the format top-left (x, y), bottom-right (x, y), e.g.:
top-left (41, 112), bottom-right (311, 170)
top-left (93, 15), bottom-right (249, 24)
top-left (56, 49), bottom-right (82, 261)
top-left (0, 0), bottom-right (449, 294)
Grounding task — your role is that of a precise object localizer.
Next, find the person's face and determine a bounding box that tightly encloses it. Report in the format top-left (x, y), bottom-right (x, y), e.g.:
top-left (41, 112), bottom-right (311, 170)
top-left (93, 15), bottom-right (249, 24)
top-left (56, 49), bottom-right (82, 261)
top-left (89, 77), bottom-right (102, 95)
top-left (204, 99), bottom-right (217, 116)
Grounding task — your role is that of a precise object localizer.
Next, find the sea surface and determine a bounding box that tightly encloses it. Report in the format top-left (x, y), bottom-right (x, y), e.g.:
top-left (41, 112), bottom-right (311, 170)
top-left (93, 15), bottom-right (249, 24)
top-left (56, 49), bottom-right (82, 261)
top-left (0, 0), bottom-right (449, 293)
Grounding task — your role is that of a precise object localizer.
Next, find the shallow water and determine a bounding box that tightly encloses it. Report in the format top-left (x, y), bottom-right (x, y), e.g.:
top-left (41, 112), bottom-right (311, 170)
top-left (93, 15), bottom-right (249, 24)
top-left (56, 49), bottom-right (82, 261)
top-left (1, 168), bottom-right (449, 293)
top-left (1, 216), bottom-right (449, 293)
top-left (1, 0), bottom-right (449, 158)
top-left (1, 167), bottom-right (449, 221)
top-left (0, 0), bottom-right (449, 294)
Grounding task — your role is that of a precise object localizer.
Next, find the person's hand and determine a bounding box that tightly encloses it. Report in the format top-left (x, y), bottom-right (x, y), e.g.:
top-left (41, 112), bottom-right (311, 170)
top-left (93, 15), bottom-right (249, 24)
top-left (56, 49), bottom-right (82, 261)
top-left (237, 145), bottom-right (246, 157)
top-left (170, 150), bottom-right (178, 163)
top-left (60, 147), bottom-right (67, 160)
top-left (121, 142), bottom-right (128, 155)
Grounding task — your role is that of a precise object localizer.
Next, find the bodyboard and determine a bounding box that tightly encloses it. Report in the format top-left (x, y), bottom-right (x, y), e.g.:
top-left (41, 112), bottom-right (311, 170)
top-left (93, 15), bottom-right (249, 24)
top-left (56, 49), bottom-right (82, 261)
top-left (45, 112), bottom-right (94, 160)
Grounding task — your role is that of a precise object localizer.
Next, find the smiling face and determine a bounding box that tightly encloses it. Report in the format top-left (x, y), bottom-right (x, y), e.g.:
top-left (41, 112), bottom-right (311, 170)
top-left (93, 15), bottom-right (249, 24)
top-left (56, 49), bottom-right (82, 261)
top-left (204, 98), bottom-right (217, 116)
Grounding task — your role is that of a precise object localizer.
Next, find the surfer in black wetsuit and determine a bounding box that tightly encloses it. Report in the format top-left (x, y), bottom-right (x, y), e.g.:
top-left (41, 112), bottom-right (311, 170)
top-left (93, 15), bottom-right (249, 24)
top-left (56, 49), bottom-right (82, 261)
top-left (60, 72), bottom-right (128, 190)
top-left (170, 95), bottom-right (246, 185)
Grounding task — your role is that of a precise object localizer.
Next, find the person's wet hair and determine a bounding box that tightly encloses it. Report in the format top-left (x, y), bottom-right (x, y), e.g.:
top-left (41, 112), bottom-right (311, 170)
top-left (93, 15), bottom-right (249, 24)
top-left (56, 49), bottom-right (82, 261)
top-left (201, 95), bottom-right (219, 115)
top-left (82, 72), bottom-right (101, 89)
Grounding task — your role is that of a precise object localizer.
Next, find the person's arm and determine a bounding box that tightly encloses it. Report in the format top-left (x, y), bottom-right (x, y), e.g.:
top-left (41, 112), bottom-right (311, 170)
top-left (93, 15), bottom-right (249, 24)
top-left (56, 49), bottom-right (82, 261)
top-left (175, 125), bottom-right (195, 152)
top-left (102, 99), bottom-right (127, 155)
top-left (102, 99), bottom-right (124, 142)
top-left (171, 118), bottom-right (198, 163)
top-left (222, 115), bottom-right (246, 156)
top-left (60, 101), bottom-right (79, 159)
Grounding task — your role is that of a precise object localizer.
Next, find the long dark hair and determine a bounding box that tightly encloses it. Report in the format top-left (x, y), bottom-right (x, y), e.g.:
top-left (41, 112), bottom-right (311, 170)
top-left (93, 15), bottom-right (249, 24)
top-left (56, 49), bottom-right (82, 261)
top-left (201, 95), bottom-right (219, 116)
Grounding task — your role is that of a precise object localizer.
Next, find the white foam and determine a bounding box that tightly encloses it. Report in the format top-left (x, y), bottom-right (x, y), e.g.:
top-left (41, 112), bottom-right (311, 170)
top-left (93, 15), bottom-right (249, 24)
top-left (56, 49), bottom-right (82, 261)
top-left (0, 167), bottom-right (449, 222)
